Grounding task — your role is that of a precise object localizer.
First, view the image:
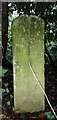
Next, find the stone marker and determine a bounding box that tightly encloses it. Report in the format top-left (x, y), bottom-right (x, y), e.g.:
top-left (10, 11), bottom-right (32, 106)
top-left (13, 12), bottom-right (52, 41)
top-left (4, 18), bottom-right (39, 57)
top-left (12, 15), bottom-right (45, 113)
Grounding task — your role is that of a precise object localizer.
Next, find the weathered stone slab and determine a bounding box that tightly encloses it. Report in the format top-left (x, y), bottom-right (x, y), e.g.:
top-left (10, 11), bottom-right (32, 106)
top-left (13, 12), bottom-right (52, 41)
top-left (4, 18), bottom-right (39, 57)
top-left (12, 15), bottom-right (45, 113)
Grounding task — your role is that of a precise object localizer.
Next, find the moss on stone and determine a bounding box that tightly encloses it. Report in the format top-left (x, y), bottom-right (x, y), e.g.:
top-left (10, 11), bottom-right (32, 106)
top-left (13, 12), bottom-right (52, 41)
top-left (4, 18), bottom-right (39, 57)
top-left (12, 15), bottom-right (45, 113)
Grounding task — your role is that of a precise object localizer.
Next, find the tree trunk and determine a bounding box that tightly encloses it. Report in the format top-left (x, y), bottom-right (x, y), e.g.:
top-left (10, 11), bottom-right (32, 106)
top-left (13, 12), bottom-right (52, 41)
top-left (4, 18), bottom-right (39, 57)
top-left (0, 2), bottom-right (2, 66)
top-left (2, 2), bottom-right (8, 62)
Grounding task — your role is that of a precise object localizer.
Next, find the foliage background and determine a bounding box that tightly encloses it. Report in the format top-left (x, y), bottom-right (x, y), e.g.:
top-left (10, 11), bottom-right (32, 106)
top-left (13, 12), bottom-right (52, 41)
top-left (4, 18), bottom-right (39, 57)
top-left (7, 2), bottom-right (57, 67)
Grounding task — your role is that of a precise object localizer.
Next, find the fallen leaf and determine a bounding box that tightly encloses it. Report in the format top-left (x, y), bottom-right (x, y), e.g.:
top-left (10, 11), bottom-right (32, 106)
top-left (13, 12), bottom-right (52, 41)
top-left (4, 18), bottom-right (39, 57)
top-left (38, 113), bottom-right (46, 118)
top-left (30, 113), bottom-right (46, 119)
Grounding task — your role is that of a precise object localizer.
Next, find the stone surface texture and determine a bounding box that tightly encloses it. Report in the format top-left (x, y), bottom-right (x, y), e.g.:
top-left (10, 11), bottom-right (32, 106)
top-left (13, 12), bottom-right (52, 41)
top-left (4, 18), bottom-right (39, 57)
top-left (12, 15), bottom-right (45, 113)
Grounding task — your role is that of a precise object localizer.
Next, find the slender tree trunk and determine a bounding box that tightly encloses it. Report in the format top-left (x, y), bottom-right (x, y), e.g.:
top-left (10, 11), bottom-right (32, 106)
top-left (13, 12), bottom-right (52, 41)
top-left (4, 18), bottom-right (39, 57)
top-left (0, 2), bottom-right (2, 67)
top-left (2, 2), bottom-right (8, 62)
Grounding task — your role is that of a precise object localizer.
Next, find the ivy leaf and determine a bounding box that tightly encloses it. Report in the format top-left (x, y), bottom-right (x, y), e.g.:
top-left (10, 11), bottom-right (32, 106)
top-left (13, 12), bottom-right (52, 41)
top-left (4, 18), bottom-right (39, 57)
top-left (2, 69), bottom-right (8, 77)
top-left (0, 78), bottom-right (1, 81)
top-left (9, 19), bottom-right (12, 22)
top-left (6, 88), bottom-right (9, 93)
top-left (47, 115), bottom-right (55, 120)
top-left (0, 88), bottom-right (5, 100)
top-left (10, 94), bottom-right (13, 99)
top-left (0, 88), bottom-right (5, 93)
top-left (0, 66), bottom-right (8, 77)
top-left (50, 115), bottom-right (55, 119)
top-left (45, 112), bottom-right (52, 116)
top-left (13, 107), bottom-right (15, 111)
top-left (45, 112), bottom-right (55, 120)
top-left (7, 101), bottom-right (10, 106)
top-left (4, 83), bottom-right (8, 87)
top-left (47, 115), bottom-right (51, 119)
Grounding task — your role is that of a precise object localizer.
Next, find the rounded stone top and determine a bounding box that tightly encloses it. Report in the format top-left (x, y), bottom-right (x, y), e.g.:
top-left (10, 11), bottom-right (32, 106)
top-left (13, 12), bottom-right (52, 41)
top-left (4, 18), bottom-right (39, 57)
top-left (12, 14), bottom-right (44, 27)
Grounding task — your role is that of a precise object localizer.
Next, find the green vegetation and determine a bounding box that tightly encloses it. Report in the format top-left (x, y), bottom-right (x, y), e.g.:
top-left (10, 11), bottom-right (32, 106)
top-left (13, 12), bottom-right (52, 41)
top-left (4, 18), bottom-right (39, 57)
top-left (6, 2), bottom-right (57, 68)
top-left (0, 66), bottom-right (8, 77)
top-left (0, 67), bottom-right (8, 100)
top-left (45, 112), bottom-right (55, 120)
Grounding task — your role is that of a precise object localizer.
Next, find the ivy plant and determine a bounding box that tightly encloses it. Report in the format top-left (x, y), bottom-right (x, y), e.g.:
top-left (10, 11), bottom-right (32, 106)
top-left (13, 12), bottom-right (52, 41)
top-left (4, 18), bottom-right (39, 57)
top-left (45, 112), bottom-right (55, 120)
top-left (0, 66), bottom-right (8, 100)
top-left (0, 66), bottom-right (8, 77)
